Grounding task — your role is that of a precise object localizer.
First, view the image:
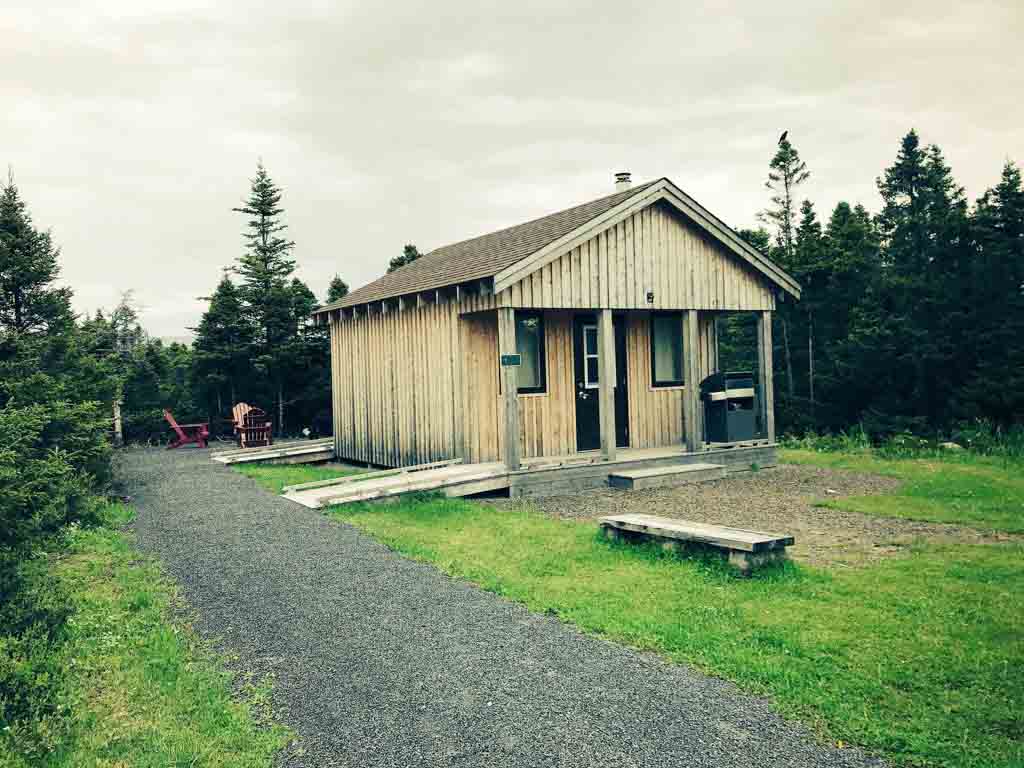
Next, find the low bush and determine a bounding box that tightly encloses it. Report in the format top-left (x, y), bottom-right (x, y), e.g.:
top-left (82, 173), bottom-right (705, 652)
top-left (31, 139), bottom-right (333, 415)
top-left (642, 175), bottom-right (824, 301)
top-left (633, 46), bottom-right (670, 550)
top-left (0, 560), bottom-right (74, 759)
top-left (781, 418), bottom-right (1024, 461)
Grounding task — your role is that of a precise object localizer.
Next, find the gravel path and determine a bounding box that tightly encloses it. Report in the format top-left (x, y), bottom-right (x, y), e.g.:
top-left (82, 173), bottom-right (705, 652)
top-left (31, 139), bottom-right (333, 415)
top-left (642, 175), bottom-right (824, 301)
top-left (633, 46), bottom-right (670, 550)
top-left (118, 448), bottom-right (882, 768)
top-left (492, 464), bottom-right (1019, 568)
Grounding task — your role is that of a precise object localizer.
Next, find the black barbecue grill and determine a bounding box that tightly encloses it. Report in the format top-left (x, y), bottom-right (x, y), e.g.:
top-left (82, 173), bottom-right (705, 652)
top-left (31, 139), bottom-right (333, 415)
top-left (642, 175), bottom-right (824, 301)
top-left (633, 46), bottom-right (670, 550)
top-left (700, 371), bottom-right (757, 443)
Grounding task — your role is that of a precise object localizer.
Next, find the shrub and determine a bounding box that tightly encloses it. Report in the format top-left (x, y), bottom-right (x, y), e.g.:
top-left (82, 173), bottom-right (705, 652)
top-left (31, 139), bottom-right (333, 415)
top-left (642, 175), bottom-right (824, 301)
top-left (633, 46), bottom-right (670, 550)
top-left (0, 560), bottom-right (73, 758)
top-left (0, 400), bottom-right (109, 755)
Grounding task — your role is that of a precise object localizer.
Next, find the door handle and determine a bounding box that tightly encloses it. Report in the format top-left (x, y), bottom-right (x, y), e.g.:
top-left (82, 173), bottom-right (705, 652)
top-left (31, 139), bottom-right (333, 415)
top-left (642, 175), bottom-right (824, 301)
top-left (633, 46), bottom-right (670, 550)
top-left (578, 391), bottom-right (589, 400)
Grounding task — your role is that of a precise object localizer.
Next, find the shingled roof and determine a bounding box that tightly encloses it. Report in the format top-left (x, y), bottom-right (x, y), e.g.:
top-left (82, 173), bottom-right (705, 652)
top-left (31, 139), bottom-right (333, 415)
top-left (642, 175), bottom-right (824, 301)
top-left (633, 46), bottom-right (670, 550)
top-left (319, 179), bottom-right (661, 312)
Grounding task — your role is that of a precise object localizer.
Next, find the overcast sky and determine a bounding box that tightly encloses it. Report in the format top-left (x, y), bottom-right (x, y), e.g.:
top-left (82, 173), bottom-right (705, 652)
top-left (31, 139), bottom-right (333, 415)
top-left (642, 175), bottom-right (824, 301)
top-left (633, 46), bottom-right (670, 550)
top-left (4, 0), bottom-right (1022, 338)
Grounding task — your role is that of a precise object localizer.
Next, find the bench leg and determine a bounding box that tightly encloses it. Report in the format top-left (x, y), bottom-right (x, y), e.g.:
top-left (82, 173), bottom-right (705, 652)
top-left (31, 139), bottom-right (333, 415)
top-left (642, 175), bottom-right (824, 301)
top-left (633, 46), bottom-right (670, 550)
top-left (728, 549), bottom-right (788, 574)
top-left (602, 525), bottom-right (622, 542)
top-left (728, 550), bottom-right (754, 574)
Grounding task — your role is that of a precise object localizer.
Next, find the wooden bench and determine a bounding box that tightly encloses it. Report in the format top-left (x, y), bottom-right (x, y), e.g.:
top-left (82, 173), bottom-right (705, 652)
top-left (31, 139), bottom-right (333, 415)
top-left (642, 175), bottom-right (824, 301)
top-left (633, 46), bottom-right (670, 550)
top-left (599, 513), bottom-right (793, 574)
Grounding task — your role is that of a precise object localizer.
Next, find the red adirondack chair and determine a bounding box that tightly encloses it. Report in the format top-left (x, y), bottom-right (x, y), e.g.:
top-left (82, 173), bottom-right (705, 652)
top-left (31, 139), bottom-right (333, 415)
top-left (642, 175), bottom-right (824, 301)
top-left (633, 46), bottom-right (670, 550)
top-left (163, 409), bottom-right (210, 449)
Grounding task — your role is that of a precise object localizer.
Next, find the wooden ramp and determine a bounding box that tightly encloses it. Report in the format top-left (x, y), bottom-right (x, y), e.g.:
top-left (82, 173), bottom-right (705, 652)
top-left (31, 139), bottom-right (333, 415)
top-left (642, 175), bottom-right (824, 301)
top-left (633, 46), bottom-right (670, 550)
top-left (284, 461), bottom-right (509, 508)
top-left (211, 438), bottom-right (334, 466)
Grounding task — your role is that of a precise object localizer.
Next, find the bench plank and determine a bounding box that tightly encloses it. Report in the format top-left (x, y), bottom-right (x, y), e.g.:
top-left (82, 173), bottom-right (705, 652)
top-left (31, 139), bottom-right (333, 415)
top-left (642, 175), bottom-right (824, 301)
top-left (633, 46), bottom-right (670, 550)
top-left (599, 513), bottom-right (793, 553)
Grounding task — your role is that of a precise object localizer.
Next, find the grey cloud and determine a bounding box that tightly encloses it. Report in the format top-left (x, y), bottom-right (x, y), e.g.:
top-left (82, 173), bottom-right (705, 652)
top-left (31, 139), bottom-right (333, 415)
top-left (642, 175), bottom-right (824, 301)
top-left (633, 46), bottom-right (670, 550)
top-left (2, 0), bottom-right (1021, 336)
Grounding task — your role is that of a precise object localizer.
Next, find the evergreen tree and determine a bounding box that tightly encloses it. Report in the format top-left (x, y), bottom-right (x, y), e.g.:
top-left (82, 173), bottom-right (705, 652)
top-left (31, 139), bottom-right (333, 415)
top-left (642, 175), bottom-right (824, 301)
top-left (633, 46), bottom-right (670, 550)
top-left (326, 274), bottom-right (349, 303)
top-left (793, 200), bottom-right (824, 415)
top-left (0, 172), bottom-right (73, 336)
top-left (874, 131), bottom-right (972, 429)
top-left (191, 274), bottom-right (254, 417)
top-left (819, 202), bottom-right (883, 429)
top-left (232, 162), bottom-right (298, 432)
top-left (959, 162), bottom-right (1024, 425)
top-left (759, 137), bottom-right (810, 400)
top-left (387, 244), bottom-right (421, 273)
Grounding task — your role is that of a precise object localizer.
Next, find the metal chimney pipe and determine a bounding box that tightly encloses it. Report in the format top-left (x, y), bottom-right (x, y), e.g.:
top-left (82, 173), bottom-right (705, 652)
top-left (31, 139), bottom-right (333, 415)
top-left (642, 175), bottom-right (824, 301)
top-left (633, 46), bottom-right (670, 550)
top-left (614, 171), bottom-right (632, 192)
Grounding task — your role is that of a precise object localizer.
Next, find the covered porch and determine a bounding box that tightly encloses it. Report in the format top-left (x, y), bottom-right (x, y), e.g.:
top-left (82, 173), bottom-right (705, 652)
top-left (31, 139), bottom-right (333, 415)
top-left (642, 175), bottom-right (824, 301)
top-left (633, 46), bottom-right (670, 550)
top-left (465, 306), bottom-right (777, 472)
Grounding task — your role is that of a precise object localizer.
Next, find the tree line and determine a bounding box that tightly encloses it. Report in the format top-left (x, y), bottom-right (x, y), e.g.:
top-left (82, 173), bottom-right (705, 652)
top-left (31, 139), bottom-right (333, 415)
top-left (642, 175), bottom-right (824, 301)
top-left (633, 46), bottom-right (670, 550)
top-left (720, 129), bottom-right (1023, 440)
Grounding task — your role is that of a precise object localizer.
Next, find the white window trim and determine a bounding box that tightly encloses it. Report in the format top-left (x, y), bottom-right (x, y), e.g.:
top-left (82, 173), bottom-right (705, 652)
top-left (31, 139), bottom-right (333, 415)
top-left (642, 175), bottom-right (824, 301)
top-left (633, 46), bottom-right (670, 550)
top-left (583, 324), bottom-right (600, 389)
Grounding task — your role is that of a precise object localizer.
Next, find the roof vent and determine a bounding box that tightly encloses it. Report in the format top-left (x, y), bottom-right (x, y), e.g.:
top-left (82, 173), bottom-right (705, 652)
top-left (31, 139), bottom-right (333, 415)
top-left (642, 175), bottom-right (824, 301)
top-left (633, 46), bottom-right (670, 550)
top-left (614, 171), bottom-right (632, 192)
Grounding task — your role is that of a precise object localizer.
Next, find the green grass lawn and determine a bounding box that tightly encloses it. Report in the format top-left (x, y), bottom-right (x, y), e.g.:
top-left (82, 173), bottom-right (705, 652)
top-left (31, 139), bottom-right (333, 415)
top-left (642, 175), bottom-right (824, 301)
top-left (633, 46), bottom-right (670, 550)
top-left (781, 448), bottom-right (1024, 533)
top-left (234, 461), bottom-right (364, 494)
top-left (39, 503), bottom-right (289, 767)
top-left (235, 456), bottom-right (1024, 767)
top-left (299, 462), bottom-right (1023, 768)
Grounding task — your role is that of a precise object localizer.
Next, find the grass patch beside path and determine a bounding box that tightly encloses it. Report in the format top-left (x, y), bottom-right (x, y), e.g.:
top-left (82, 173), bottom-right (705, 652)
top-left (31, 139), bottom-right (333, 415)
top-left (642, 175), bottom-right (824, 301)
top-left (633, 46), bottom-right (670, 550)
top-left (235, 461), bottom-right (362, 494)
top-left (35, 503), bottom-right (288, 767)
top-left (329, 496), bottom-right (1023, 768)
top-left (780, 448), bottom-right (1024, 533)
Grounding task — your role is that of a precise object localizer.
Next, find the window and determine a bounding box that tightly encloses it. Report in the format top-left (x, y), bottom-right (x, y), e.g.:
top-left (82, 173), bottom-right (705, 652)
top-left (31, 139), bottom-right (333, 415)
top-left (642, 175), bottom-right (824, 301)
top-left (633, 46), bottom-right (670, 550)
top-left (583, 324), bottom-right (599, 388)
top-left (651, 313), bottom-right (684, 387)
top-left (515, 311), bottom-right (546, 393)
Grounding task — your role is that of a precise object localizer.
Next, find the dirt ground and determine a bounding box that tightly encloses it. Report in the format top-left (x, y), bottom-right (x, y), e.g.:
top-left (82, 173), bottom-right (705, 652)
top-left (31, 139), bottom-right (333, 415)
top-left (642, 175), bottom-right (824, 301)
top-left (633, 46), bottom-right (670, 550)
top-left (487, 464), bottom-right (1019, 568)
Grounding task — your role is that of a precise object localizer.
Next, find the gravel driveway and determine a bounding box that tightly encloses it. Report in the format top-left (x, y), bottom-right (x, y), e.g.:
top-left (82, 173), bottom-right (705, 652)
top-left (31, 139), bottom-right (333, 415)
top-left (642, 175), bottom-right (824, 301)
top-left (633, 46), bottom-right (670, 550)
top-left (118, 448), bottom-right (882, 768)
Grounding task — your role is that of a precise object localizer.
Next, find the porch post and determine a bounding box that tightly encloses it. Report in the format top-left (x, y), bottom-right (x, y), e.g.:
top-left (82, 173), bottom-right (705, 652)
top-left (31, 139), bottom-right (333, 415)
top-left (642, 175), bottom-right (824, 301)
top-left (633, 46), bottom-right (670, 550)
top-left (597, 309), bottom-right (617, 462)
top-left (683, 310), bottom-right (703, 452)
top-left (756, 310), bottom-right (776, 442)
top-left (497, 307), bottom-right (521, 470)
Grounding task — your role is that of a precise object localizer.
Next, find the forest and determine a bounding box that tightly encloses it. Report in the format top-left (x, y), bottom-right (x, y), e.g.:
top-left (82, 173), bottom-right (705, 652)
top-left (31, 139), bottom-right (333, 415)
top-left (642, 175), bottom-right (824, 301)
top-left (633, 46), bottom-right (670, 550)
top-left (720, 130), bottom-right (1023, 444)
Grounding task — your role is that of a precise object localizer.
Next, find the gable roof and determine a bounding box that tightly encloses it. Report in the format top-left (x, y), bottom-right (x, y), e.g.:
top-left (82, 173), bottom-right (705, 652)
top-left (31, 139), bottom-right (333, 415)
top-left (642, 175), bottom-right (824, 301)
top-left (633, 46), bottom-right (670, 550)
top-left (318, 176), bottom-right (798, 313)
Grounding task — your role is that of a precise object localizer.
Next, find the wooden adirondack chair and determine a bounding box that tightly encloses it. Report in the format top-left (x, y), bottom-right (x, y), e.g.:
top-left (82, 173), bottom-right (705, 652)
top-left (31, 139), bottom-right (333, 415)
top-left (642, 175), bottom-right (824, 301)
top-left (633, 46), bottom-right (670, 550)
top-left (238, 406), bottom-right (273, 449)
top-left (231, 402), bottom-right (253, 445)
top-left (163, 409), bottom-right (209, 449)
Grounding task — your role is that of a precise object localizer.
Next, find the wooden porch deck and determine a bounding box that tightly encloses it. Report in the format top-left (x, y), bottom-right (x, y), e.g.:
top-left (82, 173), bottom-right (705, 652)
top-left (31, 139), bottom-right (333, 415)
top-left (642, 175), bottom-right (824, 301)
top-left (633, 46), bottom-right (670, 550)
top-left (282, 442), bottom-right (776, 508)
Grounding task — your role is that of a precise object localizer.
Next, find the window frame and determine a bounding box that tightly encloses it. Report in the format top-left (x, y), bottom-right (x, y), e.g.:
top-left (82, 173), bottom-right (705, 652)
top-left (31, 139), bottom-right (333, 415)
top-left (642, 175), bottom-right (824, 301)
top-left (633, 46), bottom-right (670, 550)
top-left (582, 323), bottom-right (600, 389)
top-left (650, 311), bottom-right (685, 388)
top-left (514, 310), bottom-right (547, 395)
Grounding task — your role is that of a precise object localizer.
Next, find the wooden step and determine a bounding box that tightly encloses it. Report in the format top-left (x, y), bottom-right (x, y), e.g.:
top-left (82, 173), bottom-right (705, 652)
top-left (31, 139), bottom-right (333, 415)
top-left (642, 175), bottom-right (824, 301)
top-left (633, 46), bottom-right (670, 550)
top-left (608, 462), bottom-right (727, 490)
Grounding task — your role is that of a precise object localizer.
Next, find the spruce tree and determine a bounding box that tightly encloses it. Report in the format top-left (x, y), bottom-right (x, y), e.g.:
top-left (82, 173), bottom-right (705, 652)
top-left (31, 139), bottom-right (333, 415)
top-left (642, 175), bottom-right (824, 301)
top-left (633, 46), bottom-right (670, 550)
top-left (387, 244), bottom-right (421, 273)
top-left (232, 162), bottom-right (298, 432)
top-left (960, 162), bottom-right (1024, 424)
top-left (326, 275), bottom-right (349, 303)
top-left (0, 172), bottom-right (73, 335)
top-left (191, 274), bottom-right (254, 417)
top-left (759, 137), bottom-right (810, 400)
top-left (793, 200), bottom-right (824, 414)
top-left (875, 132), bottom-right (971, 428)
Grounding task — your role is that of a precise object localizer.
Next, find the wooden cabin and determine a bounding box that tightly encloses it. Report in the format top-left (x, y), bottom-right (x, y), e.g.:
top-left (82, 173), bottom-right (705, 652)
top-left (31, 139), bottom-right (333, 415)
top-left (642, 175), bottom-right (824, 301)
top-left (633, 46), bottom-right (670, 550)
top-left (313, 174), bottom-right (800, 496)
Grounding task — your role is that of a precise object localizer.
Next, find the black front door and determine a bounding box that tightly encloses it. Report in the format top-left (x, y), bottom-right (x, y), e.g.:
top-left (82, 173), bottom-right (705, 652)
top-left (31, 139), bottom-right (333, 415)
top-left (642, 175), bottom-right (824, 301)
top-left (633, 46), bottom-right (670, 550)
top-left (573, 315), bottom-right (629, 451)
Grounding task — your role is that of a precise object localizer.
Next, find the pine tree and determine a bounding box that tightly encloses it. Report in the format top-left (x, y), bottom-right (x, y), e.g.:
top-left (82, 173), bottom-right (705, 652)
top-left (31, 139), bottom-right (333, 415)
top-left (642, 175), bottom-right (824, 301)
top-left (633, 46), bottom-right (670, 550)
top-left (960, 162), bottom-right (1024, 424)
top-left (759, 137), bottom-right (810, 400)
top-left (875, 132), bottom-right (971, 428)
top-left (326, 275), bottom-right (349, 303)
top-left (387, 244), bottom-right (421, 273)
top-left (0, 171), bottom-right (73, 335)
top-left (794, 200), bottom-right (824, 414)
top-left (233, 162), bottom-right (296, 302)
top-left (191, 274), bottom-right (254, 417)
top-left (232, 162), bottom-right (298, 432)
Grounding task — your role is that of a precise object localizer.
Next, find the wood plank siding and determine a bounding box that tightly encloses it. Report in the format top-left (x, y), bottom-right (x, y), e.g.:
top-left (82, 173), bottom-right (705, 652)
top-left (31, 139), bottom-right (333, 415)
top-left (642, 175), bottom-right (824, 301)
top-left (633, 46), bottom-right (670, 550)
top-left (329, 202), bottom-right (775, 467)
top-left (502, 202), bottom-right (775, 312)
